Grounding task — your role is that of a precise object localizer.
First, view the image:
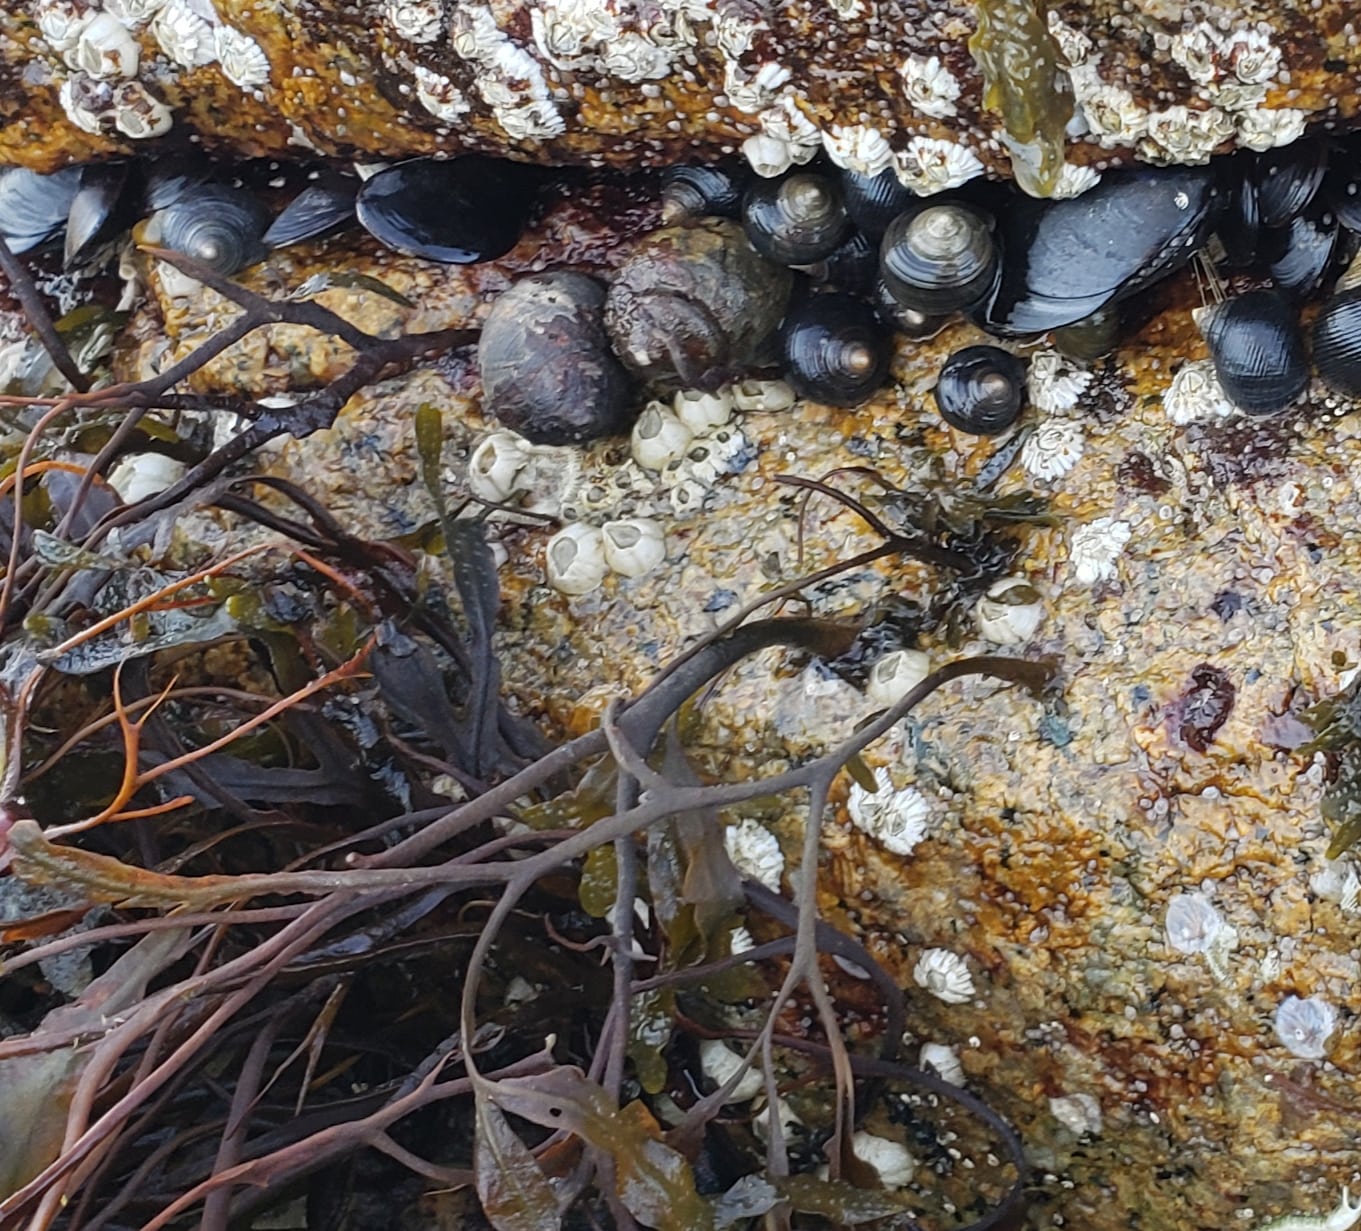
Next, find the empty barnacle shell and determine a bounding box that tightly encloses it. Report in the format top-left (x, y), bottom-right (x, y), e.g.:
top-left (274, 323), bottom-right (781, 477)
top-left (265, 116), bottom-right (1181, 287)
top-left (673, 386), bottom-right (734, 434)
top-left (0, 166), bottom-right (81, 254)
top-left (355, 156), bottom-right (541, 263)
top-left (143, 183), bottom-right (270, 276)
top-left (660, 163), bottom-right (748, 224)
top-left (975, 576), bottom-right (1044, 644)
top-left (545, 523), bottom-right (608, 596)
top-left (1193, 289), bottom-right (1308, 415)
top-left (466, 430), bottom-right (534, 504)
top-left (780, 292), bottom-right (891, 408)
top-left (604, 219), bottom-right (793, 391)
top-left (107, 452), bottom-right (187, 504)
top-left (631, 402), bottom-right (694, 470)
top-left (850, 1133), bottom-right (916, 1191)
top-left (741, 171), bottom-right (850, 266)
top-left (880, 202), bottom-right (998, 315)
top-left (913, 948), bottom-right (975, 1004)
top-left (601, 518), bottom-right (666, 578)
top-left (479, 272), bottom-right (637, 446)
top-left (865, 648), bottom-right (931, 710)
top-left (65, 11), bottom-right (140, 78)
top-left (263, 171), bottom-right (359, 248)
top-left (1312, 286), bottom-right (1361, 397)
top-left (933, 345), bottom-right (1028, 435)
top-left (732, 378), bottom-right (796, 412)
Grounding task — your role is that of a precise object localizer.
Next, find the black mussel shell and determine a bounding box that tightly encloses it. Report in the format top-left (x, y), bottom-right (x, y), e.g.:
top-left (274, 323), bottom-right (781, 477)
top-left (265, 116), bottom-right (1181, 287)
top-left (1325, 142), bottom-right (1361, 235)
top-left (1196, 288), bottom-right (1308, 415)
top-left (804, 230), bottom-right (878, 294)
top-left (742, 172), bottom-right (850, 266)
top-left (148, 184), bottom-right (270, 276)
top-left (356, 156), bottom-right (541, 264)
top-left (871, 280), bottom-right (950, 339)
top-left (780, 292), bottom-right (891, 408)
top-left (880, 202), bottom-right (998, 316)
top-left (1255, 139), bottom-right (1328, 229)
top-left (933, 345), bottom-right (1027, 435)
top-left (604, 219), bottom-right (793, 391)
top-left (479, 272), bottom-right (636, 445)
top-left (1216, 154), bottom-right (1260, 268)
top-left (0, 166), bottom-right (81, 254)
top-left (1261, 207), bottom-right (1338, 299)
top-left (660, 163), bottom-right (748, 224)
top-left (1311, 286), bottom-right (1361, 397)
top-left (143, 153), bottom-right (215, 211)
top-left (841, 168), bottom-right (915, 239)
top-left (978, 166), bottom-right (1217, 336)
top-left (263, 171), bottom-right (359, 248)
top-left (1051, 304), bottom-right (1120, 361)
top-left (64, 161), bottom-right (134, 269)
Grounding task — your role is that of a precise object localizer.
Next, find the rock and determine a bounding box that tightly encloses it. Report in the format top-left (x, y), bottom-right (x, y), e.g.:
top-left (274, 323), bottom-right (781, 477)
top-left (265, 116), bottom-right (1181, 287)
top-left (0, 0), bottom-right (1357, 190)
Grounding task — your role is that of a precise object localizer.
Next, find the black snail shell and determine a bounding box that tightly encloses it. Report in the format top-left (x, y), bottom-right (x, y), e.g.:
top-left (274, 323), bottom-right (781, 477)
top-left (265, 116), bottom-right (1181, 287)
top-left (871, 280), bottom-right (950, 340)
top-left (933, 346), bottom-right (1028, 435)
top-left (742, 172), bottom-right (850, 266)
top-left (604, 218), bottom-right (793, 391)
top-left (355, 156), bottom-right (541, 264)
top-left (0, 166), bottom-right (81, 254)
top-left (263, 171), bottom-right (360, 249)
top-left (1194, 288), bottom-right (1308, 415)
top-left (660, 163), bottom-right (748, 224)
top-left (840, 168), bottom-right (916, 239)
top-left (780, 293), bottom-right (891, 408)
top-left (479, 272), bottom-right (636, 446)
top-left (146, 184), bottom-right (270, 276)
top-left (1311, 286), bottom-right (1361, 397)
top-left (805, 230), bottom-right (878, 295)
top-left (880, 202), bottom-right (999, 315)
top-left (1051, 304), bottom-right (1120, 362)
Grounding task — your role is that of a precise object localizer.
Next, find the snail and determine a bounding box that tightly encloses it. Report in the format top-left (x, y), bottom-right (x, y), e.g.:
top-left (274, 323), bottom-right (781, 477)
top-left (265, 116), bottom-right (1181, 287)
top-left (479, 272), bottom-right (637, 445)
top-left (879, 202), bottom-right (999, 315)
top-left (604, 219), bottom-right (792, 391)
top-left (932, 345), bottom-right (1028, 435)
top-left (1193, 288), bottom-right (1308, 415)
top-left (872, 280), bottom-right (951, 340)
top-left (1260, 207), bottom-right (1338, 300)
top-left (803, 230), bottom-right (879, 295)
top-left (1254, 138), bottom-right (1328, 229)
top-left (742, 171), bottom-right (850, 266)
top-left (660, 163), bottom-right (748, 224)
top-left (780, 293), bottom-right (891, 408)
top-left (143, 183), bottom-right (270, 276)
top-left (1311, 286), bottom-right (1361, 397)
top-left (840, 167), bottom-right (916, 239)
top-left (1050, 304), bottom-right (1120, 362)
top-left (64, 161), bottom-right (133, 269)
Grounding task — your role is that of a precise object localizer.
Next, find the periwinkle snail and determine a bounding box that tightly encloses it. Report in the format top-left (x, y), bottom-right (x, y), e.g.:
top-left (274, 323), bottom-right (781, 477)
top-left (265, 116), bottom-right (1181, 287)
top-left (142, 183), bottom-right (270, 276)
top-left (1193, 289), bottom-right (1309, 415)
top-left (780, 293), bottom-right (891, 408)
top-left (933, 346), bottom-right (1028, 435)
top-left (879, 202), bottom-right (999, 316)
top-left (742, 171), bottom-right (850, 266)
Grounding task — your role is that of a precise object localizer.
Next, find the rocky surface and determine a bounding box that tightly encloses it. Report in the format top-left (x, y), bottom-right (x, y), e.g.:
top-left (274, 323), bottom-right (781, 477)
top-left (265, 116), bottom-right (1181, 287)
top-left (106, 199), bottom-right (1361, 1229)
top-left (3, 0), bottom-right (1361, 192)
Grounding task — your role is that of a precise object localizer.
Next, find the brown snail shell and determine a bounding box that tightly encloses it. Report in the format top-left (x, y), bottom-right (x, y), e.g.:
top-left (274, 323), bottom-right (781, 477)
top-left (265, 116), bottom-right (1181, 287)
top-left (604, 219), bottom-right (793, 391)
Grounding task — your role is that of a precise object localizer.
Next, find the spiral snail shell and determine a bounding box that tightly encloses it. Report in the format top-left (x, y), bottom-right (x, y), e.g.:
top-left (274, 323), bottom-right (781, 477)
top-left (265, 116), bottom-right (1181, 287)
top-left (932, 346), bottom-right (1027, 435)
top-left (880, 202), bottom-right (999, 316)
top-left (145, 184), bottom-right (270, 276)
top-left (742, 172), bottom-right (850, 267)
top-left (781, 293), bottom-right (891, 408)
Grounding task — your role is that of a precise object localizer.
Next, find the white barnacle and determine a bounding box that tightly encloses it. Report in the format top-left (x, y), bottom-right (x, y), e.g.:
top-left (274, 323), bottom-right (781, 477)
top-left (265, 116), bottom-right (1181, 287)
top-left (152, 0), bottom-right (216, 68)
top-left (1021, 420), bottom-right (1085, 482)
top-left (898, 53), bottom-right (960, 119)
top-left (1273, 995), bottom-right (1336, 1060)
top-left (724, 818), bottom-right (784, 891)
top-left (632, 402), bottom-right (694, 470)
top-left (826, 0), bottom-right (865, 16)
top-left (724, 59), bottom-right (792, 114)
top-left (919, 1042), bottom-right (965, 1086)
top-left (1219, 28), bottom-right (1281, 85)
top-left (214, 25), bottom-right (271, 90)
top-left (1046, 12), bottom-right (1091, 67)
top-left (466, 430), bottom-right (533, 504)
top-left (895, 136), bottom-right (984, 195)
top-left (673, 386), bottom-right (734, 434)
top-left (1075, 81), bottom-right (1148, 148)
top-left (103, 0), bottom-right (165, 25)
top-left (680, 425), bottom-right (747, 486)
top-left (111, 80), bottom-right (174, 138)
top-left (1068, 517), bottom-right (1131, 586)
top-left (601, 518), bottom-right (666, 579)
top-left (59, 73), bottom-right (116, 134)
top-left (1237, 107), bottom-right (1310, 152)
top-left (530, 0), bottom-right (617, 65)
top-left (1210, 81), bottom-right (1268, 113)
top-left (65, 12), bottom-right (140, 79)
top-left (914, 948), bottom-right (975, 1004)
top-left (742, 133), bottom-right (794, 179)
top-left (35, 0), bottom-right (95, 51)
top-left (846, 766), bottom-right (930, 857)
top-left (757, 98), bottom-right (822, 163)
top-left (699, 1040), bottom-right (765, 1103)
top-left (712, 9), bottom-right (758, 59)
top-left (1050, 162), bottom-right (1101, 199)
top-left (1027, 349), bottom-right (1093, 412)
top-left (821, 124), bottom-right (894, 178)
top-left (1049, 1092), bottom-right (1103, 1136)
top-left (850, 1132), bottom-right (915, 1190)
top-left (413, 66), bottom-right (470, 122)
top-left (1169, 24), bottom-right (1220, 85)
top-left (107, 452), bottom-right (186, 504)
top-left (602, 31), bottom-right (675, 82)
top-left (1139, 104), bottom-right (1234, 165)
top-left (494, 97), bottom-right (567, 142)
top-left (1163, 359), bottom-right (1234, 424)
top-left (975, 576), bottom-right (1044, 645)
top-left (545, 523), bottom-right (608, 595)
top-left (385, 0), bottom-right (445, 44)
top-left (732, 378), bottom-right (796, 412)
top-left (1258, 1187), bottom-right (1361, 1231)
top-left (865, 648), bottom-right (931, 711)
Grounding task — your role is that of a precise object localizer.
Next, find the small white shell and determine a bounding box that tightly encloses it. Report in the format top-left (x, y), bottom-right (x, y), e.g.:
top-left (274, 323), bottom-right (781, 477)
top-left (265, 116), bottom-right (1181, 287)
top-left (35, 0), bottom-right (95, 51)
top-left (214, 25), bottom-right (271, 90)
top-left (1273, 994), bottom-right (1336, 1060)
top-left (1068, 517), bottom-right (1131, 586)
top-left (65, 12), bottom-right (140, 79)
top-left (865, 648), bottom-right (931, 710)
top-left (112, 81), bottom-right (174, 138)
top-left (699, 1040), bottom-right (764, 1103)
top-left (673, 386), bottom-right (734, 434)
top-left (919, 1042), bottom-right (964, 1086)
top-left (545, 523), bottom-right (607, 595)
top-left (152, 0), bottom-right (217, 68)
top-left (913, 948), bottom-right (975, 1004)
top-left (601, 518), bottom-right (666, 579)
top-left (103, 0), bottom-right (166, 25)
top-left (631, 402), bottom-right (693, 471)
top-left (742, 132), bottom-right (795, 179)
top-left (466, 430), bottom-right (532, 504)
top-left (975, 577), bottom-right (1044, 646)
top-left (752, 1097), bottom-right (801, 1142)
top-left (107, 452), bottom-right (187, 504)
top-left (847, 766), bottom-right (930, 856)
top-left (723, 818), bottom-right (784, 890)
top-left (1164, 893), bottom-right (1223, 955)
top-left (850, 1132), bottom-right (916, 1190)
top-left (59, 73), bottom-right (115, 134)
top-left (732, 378), bottom-right (796, 413)
top-left (1049, 1092), bottom-right (1103, 1136)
